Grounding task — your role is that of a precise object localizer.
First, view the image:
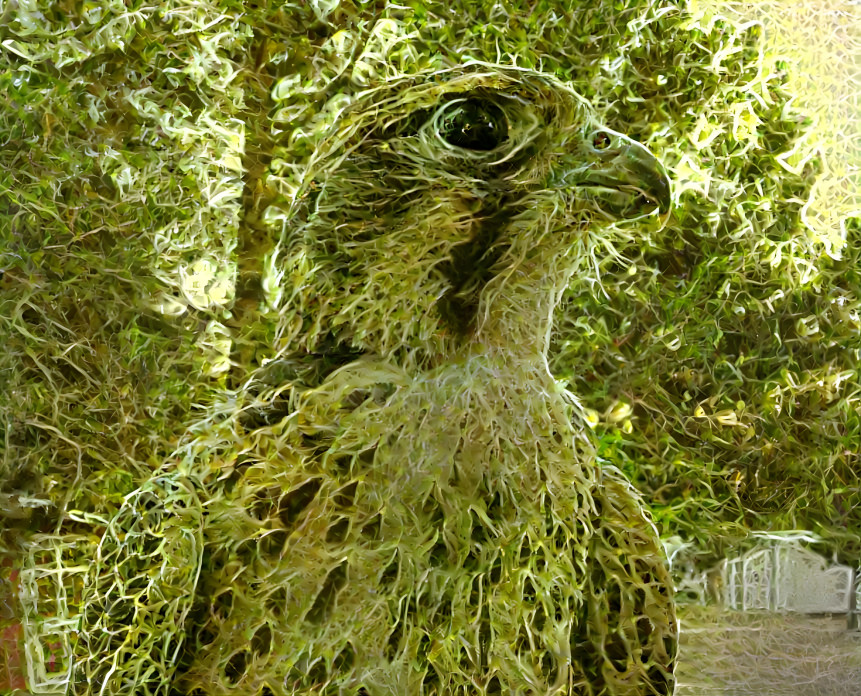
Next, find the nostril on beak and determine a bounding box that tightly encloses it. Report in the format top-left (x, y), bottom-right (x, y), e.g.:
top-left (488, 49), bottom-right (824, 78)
top-left (591, 131), bottom-right (613, 151)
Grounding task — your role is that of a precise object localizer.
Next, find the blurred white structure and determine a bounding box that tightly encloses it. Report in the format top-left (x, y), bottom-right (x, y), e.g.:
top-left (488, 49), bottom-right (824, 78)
top-left (673, 535), bottom-right (861, 696)
top-left (722, 540), bottom-right (856, 614)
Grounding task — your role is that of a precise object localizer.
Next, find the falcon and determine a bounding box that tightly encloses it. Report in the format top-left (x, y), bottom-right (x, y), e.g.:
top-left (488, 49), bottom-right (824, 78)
top-left (75, 63), bottom-right (677, 696)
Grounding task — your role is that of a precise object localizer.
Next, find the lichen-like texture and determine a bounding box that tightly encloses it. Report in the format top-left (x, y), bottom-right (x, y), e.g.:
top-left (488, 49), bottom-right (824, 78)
top-left (74, 52), bottom-right (679, 696)
top-left (0, 0), bottom-right (857, 695)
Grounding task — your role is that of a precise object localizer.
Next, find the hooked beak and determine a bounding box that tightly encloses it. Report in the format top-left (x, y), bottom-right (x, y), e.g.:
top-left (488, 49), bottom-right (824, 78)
top-left (555, 128), bottom-right (672, 219)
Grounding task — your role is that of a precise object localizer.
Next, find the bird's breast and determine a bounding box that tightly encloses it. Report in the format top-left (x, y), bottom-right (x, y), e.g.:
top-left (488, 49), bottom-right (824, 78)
top-left (183, 358), bottom-right (600, 694)
top-left (326, 357), bottom-right (595, 506)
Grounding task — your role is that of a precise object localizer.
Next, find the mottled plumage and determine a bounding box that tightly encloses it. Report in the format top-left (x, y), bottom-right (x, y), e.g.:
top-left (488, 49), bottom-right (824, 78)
top-left (75, 22), bottom-right (676, 696)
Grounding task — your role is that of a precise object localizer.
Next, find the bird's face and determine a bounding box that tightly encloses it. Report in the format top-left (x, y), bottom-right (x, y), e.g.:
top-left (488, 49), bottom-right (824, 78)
top-left (277, 65), bottom-right (670, 365)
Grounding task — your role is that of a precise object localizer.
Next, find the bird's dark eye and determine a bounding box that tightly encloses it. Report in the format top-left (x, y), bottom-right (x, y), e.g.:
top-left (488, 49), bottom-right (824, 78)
top-left (438, 98), bottom-right (508, 151)
top-left (592, 131), bottom-right (612, 150)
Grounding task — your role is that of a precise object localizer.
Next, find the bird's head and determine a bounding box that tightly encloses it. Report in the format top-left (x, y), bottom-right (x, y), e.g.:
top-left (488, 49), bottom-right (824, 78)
top-left (269, 64), bottom-right (671, 367)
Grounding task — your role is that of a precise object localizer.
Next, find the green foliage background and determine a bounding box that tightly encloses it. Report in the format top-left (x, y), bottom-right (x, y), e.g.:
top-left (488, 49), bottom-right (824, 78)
top-left (0, 0), bottom-right (858, 682)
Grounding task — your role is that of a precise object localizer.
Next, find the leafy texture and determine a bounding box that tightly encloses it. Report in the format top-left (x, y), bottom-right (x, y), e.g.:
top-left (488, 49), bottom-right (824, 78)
top-left (74, 54), bottom-right (678, 696)
top-left (0, 0), bottom-right (857, 695)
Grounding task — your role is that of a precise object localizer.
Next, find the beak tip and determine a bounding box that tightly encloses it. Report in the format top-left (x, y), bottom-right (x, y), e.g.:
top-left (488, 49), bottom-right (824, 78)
top-left (657, 185), bottom-right (673, 216)
top-left (643, 161), bottom-right (673, 216)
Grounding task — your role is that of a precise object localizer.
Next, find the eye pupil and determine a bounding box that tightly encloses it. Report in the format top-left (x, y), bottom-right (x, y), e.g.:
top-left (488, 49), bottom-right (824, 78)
top-left (593, 132), bottom-right (612, 150)
top-left (440, 98), bottom-right (507, 151)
